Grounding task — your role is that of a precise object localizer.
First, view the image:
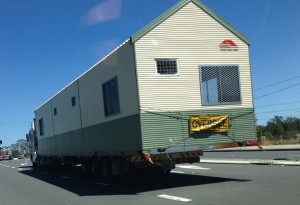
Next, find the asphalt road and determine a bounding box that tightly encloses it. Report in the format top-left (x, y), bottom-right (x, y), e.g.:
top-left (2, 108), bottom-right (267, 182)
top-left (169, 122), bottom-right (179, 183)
top-left (203, 150), bottom-right (300, 160)
top-left (0, 158), bottom-right (299, 205)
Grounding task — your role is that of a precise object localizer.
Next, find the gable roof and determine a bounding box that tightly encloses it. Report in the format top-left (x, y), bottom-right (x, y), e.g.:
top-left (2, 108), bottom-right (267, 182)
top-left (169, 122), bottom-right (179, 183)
top-left (131, 0), bottom-right (250, 45)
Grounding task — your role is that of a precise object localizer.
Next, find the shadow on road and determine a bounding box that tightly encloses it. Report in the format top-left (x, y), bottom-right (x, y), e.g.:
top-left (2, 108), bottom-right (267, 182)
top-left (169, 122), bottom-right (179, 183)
top-left (19, 165), bottom-right (250, 196)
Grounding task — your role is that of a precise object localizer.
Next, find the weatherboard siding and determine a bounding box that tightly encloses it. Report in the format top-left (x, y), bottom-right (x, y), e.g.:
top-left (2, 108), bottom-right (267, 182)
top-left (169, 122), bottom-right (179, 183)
top-left (140, 108), bottom-right (256, 150)
top-left (38, 114), bottom-right (142, 156)
top-left (78, 40), bottom-right (139, 128)
top-left (134, 2), bottom-right (253, 112)
top-left (35, 40), bottom-right (141, 156)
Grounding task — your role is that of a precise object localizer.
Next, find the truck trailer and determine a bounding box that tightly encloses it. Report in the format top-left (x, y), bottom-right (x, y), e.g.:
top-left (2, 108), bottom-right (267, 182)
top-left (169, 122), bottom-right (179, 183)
top-left (0, 148), bottom-right (10, 161)
top-left (27, 0), bottom-right (256, 176)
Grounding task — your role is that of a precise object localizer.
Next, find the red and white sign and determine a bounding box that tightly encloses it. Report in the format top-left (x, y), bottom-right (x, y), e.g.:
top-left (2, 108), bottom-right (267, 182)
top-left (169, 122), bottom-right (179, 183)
top-left (219, 40), bottom-right (238, 51)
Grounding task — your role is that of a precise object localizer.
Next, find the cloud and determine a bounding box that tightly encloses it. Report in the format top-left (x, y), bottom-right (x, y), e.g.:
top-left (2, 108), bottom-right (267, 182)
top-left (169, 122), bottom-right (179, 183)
top-left (80, 0), bottom-right (121, 26)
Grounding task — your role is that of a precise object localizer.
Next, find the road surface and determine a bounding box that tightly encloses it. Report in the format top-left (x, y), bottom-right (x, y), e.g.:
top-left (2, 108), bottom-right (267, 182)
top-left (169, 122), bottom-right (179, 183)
top-left (203, 150), bottom-right (300, 160)
top-left (0, 158), bottom-right (299, 205)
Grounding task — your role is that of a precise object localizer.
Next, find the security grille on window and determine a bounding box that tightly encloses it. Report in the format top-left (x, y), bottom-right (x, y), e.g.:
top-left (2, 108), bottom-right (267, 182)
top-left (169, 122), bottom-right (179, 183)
top-left (156, 58), bottom-right (178, 75)
top-left (200, 65), bottom-right (241, 105)
top-left (102, 77), bottom-right (120, 116)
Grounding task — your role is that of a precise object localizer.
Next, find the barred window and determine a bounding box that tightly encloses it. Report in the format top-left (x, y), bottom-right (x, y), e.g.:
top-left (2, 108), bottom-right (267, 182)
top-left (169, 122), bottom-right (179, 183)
top-left (200, 65), bottom-right (241, 105)
top-left (156, 58), bottom-right (178, 75)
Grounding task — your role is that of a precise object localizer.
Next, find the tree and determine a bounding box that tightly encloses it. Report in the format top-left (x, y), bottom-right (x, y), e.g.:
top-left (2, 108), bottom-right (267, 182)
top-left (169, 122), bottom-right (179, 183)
top-left (256, 125), bottom-right (265, 140)
top-left (10, 139), bottom-right (29, 158)
top-left (265, 115), bottom-right (285, 139)
top-left (261, 115), bottom-right (300, 140)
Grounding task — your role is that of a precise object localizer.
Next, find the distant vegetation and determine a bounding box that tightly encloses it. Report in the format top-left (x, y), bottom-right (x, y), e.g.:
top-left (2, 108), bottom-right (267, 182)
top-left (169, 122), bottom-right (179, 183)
top-left (10, 139), bottom-right (29, 158)
top-left (257, 116), bottom-right (300, 145)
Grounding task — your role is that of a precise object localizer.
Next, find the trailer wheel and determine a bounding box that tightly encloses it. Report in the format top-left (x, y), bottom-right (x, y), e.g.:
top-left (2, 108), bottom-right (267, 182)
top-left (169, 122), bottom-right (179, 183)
top-left (37, 157), bottom-right (43, 168)
top-left (162, 169), bottom-right (171, 175)
top-left (32, 161), bottom-right (37, 168)
top-left (91, 160), bottom-right (100, 177)
top-left (101, 159), bottom-right (112, 178)
top-left (81, 161), bottom-right (92, 175)
top-left (40, 157), bottom-right (45, 168)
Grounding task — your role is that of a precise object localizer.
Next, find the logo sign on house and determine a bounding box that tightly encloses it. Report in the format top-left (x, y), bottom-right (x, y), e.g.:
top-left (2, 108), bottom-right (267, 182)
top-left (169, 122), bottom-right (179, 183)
top-left (219, 40), bottom-right (238, 51)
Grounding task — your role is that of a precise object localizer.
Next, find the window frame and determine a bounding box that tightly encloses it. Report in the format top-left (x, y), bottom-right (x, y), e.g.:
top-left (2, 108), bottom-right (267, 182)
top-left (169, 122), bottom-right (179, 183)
top-left (199, 64), bottom-right (242, 106)
top-left (155, 58), bottom-right (179, 76)
top-left (102, 76), bottom-right (121, 117)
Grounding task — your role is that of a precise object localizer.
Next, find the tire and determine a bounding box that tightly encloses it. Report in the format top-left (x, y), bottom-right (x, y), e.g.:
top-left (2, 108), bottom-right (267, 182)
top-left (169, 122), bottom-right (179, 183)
top-left (101, 159), bottom-right (112, 178)
top-left (81, 161), bottom-right (92, 175)
top-left (91, 160), bottom-right (100, 177)
top-left (162, 169), bottom-right (171, 175)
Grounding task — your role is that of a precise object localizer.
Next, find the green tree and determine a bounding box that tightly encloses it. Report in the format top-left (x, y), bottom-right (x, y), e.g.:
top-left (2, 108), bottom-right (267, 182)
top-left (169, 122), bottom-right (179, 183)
top-left (256, 125), bottom-right (265, 140)
top-left (10, 139), bottom-right (29, 158)
top-left (11, 150), bottom-right (20, 158)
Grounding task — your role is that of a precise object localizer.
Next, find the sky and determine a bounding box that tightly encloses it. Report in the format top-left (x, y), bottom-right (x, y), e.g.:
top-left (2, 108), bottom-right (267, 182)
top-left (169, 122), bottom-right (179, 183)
top-left (0, 0), bottom-right (300, 147)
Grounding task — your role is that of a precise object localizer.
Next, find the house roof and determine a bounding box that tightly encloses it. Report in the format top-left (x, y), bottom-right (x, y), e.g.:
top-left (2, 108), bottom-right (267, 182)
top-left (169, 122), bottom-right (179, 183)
top-left (130, 0), bottom-right (250, 45)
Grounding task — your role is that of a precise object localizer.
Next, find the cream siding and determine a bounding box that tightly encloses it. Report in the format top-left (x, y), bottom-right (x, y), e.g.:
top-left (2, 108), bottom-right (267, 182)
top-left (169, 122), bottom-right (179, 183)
top-left (35, 101), bottom-right (53, 139)
top-left (135, 2), bottom-right (253, 112)
top-left (79, 40), bottom-right (139, 128)
top-left (51, 81), bottom-right (81, 135)
top-left (35, 40), bottom-right (139, 132)
top-left (34, 40), bottom-right (140, 156)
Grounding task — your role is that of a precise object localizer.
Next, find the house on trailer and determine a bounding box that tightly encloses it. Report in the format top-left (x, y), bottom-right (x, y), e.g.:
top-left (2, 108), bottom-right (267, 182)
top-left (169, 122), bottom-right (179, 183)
top-left (35, 0), bottom-right (256, 158)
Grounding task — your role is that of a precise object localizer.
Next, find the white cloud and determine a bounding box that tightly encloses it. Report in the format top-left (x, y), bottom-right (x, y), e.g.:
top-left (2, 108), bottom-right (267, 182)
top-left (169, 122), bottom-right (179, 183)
top-left (80, 0), bottom-right (121, 26)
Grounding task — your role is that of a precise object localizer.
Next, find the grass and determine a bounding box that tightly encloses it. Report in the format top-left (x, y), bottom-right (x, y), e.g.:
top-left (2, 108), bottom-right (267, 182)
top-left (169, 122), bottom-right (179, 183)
top-left (261, 136), bottom-right (300, 145)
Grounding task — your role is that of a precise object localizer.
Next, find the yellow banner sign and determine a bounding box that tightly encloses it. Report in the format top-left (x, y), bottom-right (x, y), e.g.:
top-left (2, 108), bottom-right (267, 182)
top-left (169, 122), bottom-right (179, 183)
top-left (189, 115), bottom-right (229, 133)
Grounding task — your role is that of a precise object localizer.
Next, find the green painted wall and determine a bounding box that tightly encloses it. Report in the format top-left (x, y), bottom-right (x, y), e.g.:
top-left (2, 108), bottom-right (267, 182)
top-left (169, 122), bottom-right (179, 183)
top-left (140, 107), bottom-right (256, 150)
top-left (38, 114), bottom-right (142, 157)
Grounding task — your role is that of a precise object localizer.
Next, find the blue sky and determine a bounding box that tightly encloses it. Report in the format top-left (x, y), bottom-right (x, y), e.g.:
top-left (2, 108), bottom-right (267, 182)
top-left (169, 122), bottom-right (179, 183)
top-left (1, 0), bottom-right (300, 147)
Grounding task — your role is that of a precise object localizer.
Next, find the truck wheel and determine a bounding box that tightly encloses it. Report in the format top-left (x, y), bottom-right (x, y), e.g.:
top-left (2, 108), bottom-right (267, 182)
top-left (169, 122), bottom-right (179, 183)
top-left (91, 161), bottom-right (100, 177)
top-left (163, 169), bottom-right (171, 175)
top-left (37, 157), bottom-right (43, 168)
top-left (101, 160), bottom-right (112, 178)
top-left (81, 161), bottom-right (92, 175)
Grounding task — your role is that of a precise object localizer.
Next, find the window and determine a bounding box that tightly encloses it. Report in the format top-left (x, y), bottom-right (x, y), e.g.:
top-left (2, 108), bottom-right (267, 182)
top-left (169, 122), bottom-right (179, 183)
top-left (200, 65), bottom-right (241, 105)
top-left (102, 77), bottom-right (120, 116)
top-left (71, 96), bottom-right (76, 107)
top-left (156, 58), bottom-right (178, 75)
top-left (39, 118), bottom-right (44, 136)
top-left (53, 107), bottom-right (57, 116)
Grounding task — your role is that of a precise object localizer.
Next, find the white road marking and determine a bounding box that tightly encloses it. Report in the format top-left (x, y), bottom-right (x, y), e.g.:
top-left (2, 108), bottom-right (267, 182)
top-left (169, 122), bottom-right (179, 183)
top-left (171, 170), bottom-right (185, 174)
top-left (21, 163), bottom-right (28, 166)
top-left (11, 167), bottom-right (15, 169)
top-left (18, 167), bottom-right (31, 171)
top-left (158, 194), bottom-right (192, 202)
top-left (176, 165), bottom-right (211, 170)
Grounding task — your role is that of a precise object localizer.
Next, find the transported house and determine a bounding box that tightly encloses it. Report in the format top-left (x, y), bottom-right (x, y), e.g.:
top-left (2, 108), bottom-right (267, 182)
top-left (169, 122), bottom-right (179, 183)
top-left (30, 0), bottom-right (256, 175)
